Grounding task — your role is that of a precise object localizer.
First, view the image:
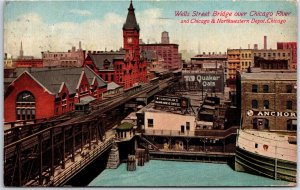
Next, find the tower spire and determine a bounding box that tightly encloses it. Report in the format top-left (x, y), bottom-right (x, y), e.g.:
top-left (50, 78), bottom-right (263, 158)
top-left (123, 0), bottom-right (140, 31)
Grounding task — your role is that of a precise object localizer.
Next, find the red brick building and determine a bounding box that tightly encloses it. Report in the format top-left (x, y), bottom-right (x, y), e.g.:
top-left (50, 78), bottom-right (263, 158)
top-left (14, 58), bottom-right (43, 68)
top-left (277, 42), bottom-right (297, 70)
top-left (139, 43), bottom-right (182, 70)
top-left (84, 1), bottom-right (147, 89)
top-left (140, 31), bottom-right (182, 70)
top-left (4, 66), bottom-right (107, 122)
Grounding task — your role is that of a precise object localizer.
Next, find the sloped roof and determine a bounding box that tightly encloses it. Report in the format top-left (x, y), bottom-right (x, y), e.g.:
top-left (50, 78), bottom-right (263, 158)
top-left (14, 66), bottom-right (106, 96)
top-left (107, 82), bottom-right (122, 90)
top-left (123, 1), bottom-right (140, 31)
top-left (88, 51), bottom-right (125, 70)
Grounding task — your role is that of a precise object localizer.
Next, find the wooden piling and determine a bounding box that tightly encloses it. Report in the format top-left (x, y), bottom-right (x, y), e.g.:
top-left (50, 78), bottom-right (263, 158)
top-left (127, 155), bottom-right (136, 171)
top-left (136, 148), bottom-right (145, 166)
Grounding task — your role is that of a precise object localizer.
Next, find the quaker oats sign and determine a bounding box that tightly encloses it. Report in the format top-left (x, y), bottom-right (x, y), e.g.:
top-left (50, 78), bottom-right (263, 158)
top-left (183, 73), bottom-right (224, 92)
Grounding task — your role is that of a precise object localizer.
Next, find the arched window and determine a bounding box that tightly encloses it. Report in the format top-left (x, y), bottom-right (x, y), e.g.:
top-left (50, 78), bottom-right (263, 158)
top-left (16, 91), bottom-right (35, 120)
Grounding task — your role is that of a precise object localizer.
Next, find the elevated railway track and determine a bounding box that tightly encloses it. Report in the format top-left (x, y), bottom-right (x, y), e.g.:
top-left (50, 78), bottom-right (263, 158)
top-left (4, 77), bottom-right (178, 186)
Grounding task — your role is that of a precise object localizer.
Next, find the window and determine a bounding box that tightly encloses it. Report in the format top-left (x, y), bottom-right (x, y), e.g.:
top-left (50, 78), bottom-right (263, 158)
top-left (186, 122), bottom-right (190, 131)
top-left (283, 53), bottom-right (286, 57)
top-left (287, 85), bottom-right (292, 93)
top-left (252, 85), bottom-right (258, 92)
top-left (252, 100), bottom-right (258, 109)
top-left (264, 119), bottom-right (269, 129)
top-left (255, 143), bottom-right (258, 148)
top-left (105, 74), bottom-right (108, 81)
top-left (263, 53), bottom-right (266, 57)
top-left (148, 119), bottom-right (154, 127)
top-left (111, 74), bottom-right (114, 81)
top-left (286, 101), bottom-right (292, 110)
top-left (263, 85), bottom-right (269, 93)
top-left (16, 91), bottom-right (35, 121)
top-left (287, 119), bottom-right (297, 131)
top-left (263, 100), bottom-right (269, 109)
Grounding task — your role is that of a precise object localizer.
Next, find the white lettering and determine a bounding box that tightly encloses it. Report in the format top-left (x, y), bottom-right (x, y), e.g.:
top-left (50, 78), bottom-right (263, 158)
top-left (284, 112), bottom-right (289, 117)
top-left (264, 111), bottom-right (270, 116)
top-left (290, 112), bottom-right (296, 117)
top-left (258, 111), bottom-right (263, 116)
top-left (270, 112), bottom-right (275, 116)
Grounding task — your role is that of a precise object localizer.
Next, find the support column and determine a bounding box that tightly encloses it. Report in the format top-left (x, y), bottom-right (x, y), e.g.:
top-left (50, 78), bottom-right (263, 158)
top-left (50, 128), bottom-right (54, 176)
top-left (17, 143), bottom-right (22, 186)
top-left (62, 127), bottom-right (65, 169)
top-left (81, 125), bottom-right (84, 152)
top-left (101, 115), bottom-right (106, 140)
top-left (88, 123), bottom-right (92, 150)
top-left (39, 134), bottom-right (43, 185)
top-left (72, 125), bottom-right (75, 162)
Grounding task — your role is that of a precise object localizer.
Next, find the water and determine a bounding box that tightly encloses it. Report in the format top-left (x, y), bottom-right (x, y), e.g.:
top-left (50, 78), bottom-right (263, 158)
top-left (88, 160), bottom-right (290, 187)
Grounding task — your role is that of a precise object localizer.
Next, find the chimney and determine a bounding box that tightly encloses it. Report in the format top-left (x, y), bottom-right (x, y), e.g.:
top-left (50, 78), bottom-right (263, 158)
top-left (248, 44), bottom-right (250, 49)
top-left (79, 41), bottom-right (82, 50)
top-left (72, 46), bottom-right (76, 52)
top-left (254, 44), bottom-right (258, 50)
top-left (264, 36), bottom-right (267, 49)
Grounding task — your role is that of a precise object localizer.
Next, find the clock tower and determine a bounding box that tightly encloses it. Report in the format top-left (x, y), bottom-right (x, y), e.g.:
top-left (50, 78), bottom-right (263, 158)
top-left (123, 0), bottom-right (140, 62)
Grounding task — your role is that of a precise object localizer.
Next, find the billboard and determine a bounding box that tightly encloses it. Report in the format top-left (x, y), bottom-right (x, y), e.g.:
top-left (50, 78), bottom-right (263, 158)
top-left (182, 73), bottom-right (224, 92)
top-left (154, 95), bottom-right (190, 109)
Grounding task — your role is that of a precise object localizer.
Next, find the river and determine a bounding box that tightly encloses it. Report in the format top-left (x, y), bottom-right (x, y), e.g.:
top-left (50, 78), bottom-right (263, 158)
top-left (88, 160), bottom-right (290, 187)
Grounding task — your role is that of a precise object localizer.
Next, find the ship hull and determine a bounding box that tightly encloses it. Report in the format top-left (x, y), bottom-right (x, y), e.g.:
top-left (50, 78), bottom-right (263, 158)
top-left (235, 146), bottom-right (297, 182)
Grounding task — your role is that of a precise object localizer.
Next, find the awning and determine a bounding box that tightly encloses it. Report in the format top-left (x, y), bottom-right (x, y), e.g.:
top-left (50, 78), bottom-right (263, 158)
top-left (80, 95), bottom-right (96, 104)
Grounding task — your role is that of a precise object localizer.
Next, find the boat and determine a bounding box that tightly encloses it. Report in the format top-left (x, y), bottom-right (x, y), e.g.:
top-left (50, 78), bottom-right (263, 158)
top-left (235, 129), bottom-right (297, 182)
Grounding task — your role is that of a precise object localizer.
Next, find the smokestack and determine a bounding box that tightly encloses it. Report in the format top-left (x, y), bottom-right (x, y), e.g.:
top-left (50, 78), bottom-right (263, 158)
top-left (79, 41), bottom-right (82, 50)
top-left (248, 44), bottom-right (250, 49)
top-left (254, 44), bottom-right (258, 50)
top-left (264, 36), bottom-right (267, 49)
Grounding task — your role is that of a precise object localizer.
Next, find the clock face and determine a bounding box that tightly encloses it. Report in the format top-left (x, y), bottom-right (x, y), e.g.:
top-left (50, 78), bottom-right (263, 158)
top-left (127, 37), bottom-right (132, 43)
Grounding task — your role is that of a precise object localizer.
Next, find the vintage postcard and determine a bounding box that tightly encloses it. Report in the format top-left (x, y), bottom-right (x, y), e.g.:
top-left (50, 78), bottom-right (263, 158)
top-left (3, 0), bottom-right (297, 187)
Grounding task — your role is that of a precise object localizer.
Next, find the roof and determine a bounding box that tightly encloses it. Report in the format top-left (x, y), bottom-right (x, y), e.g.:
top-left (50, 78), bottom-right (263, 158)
top-left (12, 66), bottom-right (106, 96)
top-left (241, 71), bottom-right (296, 81)
top-left (141, 50), bottom-right (157, 61)
top-left (87, 51), bottom-right (125, 70)
top-left (117, 122), bottom-right (134, 131)
top-left (123, 1), bottom-right (140, 31)
top-left (107, 82), bottom-right (122, 90)
top-left (79, 95), bottom-right (96, 104)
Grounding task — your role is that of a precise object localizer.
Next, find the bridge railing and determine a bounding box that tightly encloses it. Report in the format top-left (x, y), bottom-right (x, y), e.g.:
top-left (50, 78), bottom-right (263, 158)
top-left (144, 126), bottom-right (238, 138)
top-left (51, 138), bottom-right (113, 186)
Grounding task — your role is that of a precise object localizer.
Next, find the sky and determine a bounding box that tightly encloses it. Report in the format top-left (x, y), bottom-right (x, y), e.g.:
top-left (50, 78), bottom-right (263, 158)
top-left (3, 0), bottom-right (297, 58)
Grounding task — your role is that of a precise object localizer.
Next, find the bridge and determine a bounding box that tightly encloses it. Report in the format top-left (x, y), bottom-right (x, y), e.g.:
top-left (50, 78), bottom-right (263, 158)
top-left (4, 77), bottom-right (178, 186)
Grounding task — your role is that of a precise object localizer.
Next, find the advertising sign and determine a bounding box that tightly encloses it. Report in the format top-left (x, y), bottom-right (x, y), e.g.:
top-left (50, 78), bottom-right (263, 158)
top-left (182, 73), bottom-right (224, 92)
